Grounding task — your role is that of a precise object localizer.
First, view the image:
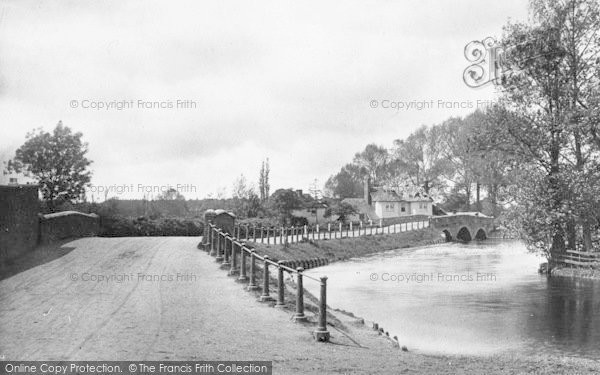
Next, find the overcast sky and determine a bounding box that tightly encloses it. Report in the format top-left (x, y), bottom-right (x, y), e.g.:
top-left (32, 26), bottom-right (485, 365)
top-left (0, 0), bottom-right (528, 200)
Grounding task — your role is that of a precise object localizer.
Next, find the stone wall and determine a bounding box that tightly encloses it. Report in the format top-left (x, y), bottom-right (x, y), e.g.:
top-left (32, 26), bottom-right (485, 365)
top-left (0, 185), bottom-right (40, 261)
top-left (39, 211), bottom-right (100, 244)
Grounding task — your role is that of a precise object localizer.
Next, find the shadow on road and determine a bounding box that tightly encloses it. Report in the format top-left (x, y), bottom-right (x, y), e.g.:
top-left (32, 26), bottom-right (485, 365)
top-left (0, 239), bottom-right (77, 281)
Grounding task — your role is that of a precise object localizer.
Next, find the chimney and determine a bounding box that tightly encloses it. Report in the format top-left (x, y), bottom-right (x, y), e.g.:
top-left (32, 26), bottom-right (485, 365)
top-left (364, 177), bottom-right (371, 205)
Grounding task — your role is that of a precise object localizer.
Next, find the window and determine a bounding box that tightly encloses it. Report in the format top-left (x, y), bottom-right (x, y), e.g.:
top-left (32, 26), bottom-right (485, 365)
top-left (401, 205), bottom-right (406, 212)
top-left (385, 204), bottom-right (395, 212)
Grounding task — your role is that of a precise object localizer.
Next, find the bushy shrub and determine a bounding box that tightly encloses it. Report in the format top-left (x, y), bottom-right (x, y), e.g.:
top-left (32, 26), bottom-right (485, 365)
top-left (100, 215), bottom-right (204, 237)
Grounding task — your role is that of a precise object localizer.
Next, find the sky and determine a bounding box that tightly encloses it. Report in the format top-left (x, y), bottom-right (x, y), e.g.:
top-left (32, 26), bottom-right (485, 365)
top-left (0, 0), bottom-right (529, 200)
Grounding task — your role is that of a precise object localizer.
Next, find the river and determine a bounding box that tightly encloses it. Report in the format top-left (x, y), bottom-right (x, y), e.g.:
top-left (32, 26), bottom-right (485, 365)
top-left (305, 240), bottom-right (600, 359)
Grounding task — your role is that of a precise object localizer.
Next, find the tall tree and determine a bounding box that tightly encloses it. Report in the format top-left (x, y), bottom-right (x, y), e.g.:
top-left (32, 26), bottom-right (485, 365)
top-left (258, 158), bottom-right (270, 202)
top-left (269, 188), bottom-right (302, 225)
top-left (5, 121), bottom-right (93, 211)
top-left (494, 0), bottom-right (600, 255)
top-left (392, 125), bottom-right (449, 195)
top-left (438, 117), bottom-right (479, 210)
top-left (352, 144), bottom-right (389, 184)
top-left (324, 164), bottom-right (364, 198)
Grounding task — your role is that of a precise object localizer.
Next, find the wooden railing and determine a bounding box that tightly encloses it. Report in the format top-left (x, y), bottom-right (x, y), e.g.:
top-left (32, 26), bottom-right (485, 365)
top-left (233, 219), bottom-right (430, 245)
top-left (205, 223), bottom-right (330, 341)
top-left (556, 249), bottom-right (600, 268)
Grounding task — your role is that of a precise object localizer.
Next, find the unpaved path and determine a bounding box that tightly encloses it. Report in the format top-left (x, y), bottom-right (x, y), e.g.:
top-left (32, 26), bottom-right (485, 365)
top-left (1, 237), bottom-right (598, 374)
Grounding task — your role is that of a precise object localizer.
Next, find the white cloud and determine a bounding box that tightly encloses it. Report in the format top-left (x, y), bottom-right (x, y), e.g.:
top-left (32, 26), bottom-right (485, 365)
top-left (0, 0), bottom-right (527, 197)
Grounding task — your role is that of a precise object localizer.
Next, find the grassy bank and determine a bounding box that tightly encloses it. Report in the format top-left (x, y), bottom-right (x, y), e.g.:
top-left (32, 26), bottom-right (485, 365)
top-left (250, 228), bottom-right (441, 264)
top-left (223, 237), bottom-right (600, 374)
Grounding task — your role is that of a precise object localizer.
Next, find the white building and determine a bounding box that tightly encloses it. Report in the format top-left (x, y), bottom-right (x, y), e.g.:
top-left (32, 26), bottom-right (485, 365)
top-left (343, 178), bottom-right (433, 221)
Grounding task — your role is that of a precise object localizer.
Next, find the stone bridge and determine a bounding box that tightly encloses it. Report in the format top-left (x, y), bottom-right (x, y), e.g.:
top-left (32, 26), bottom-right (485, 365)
top-left (429, 213), bottom-right (495, 242)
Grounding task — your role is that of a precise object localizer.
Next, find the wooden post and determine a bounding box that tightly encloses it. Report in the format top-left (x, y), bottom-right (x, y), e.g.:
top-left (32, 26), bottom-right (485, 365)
top-left (222, 235), bottom-right (231, 267)
top-left (260, 256), bottom-right (274, 301)
top-left (229, 240), bottom-right (238, 275)
top-left (275, 261), bottom-right (285, 308)
top-left (247, 251), bottom-right (259, 290)
top-left (215, 231), bottom-right (224, 262)
top-left (260, 227), bottom-right (264, 243)
top-left (280, 227), bottom-right (284, 244)
top-left (253, 225), bottom-right (256, 240)
top-left (293, 268), bottom-right (308, 322)
top-left (238, 245), bottom-right (248, 281)
top-left (210, 227), bottom-right (217, 256)
top-left (313, 276), bottom-right (330, 342)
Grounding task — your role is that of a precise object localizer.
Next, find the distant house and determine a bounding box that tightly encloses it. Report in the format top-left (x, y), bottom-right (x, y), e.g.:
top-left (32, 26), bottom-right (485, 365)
top-left (342, 178), bottom-right (433, 221)
top-left (290, 189), bottom-right (330, 225)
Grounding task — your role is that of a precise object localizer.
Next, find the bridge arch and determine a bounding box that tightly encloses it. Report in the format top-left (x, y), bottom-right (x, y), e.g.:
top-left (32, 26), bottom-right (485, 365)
top-left (456, 226), bottom-right (472, 242)
top-left (474, 228), bottom-right (487, 240)
top-left (441, 229), bottom-right (452, 242)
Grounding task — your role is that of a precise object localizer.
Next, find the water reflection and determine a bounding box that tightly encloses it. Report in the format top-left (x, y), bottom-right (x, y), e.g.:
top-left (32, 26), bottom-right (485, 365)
top-left (304, 241), bottom-right (600, 359)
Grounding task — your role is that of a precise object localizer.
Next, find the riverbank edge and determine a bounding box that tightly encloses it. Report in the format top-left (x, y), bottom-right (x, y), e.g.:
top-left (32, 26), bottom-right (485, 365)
top-left (550, 265), bottom-right (600, 280)
top-left (250, 228), bottom-right (443, 268)
top-left (239, 243), bottom-right (599, 374)
top-left (245, 233), bottom-right (600, 373)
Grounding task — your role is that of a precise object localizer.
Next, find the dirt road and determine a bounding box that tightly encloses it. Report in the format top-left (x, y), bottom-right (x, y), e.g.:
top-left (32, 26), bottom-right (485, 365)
top-left (1, 237), bottom-right (598, 374)
top-left (0, 237), bottom-right (322, 362)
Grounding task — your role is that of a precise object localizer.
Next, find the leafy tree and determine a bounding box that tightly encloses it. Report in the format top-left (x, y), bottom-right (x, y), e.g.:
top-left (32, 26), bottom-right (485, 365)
top-left (392, 125), bottom-right (449, 195)
top-left (324, 164), bottom-right (364, 198)
top-left (4, 121), bottom-right (92, 211)
top-left (352, 144), bottom-right (389, 183)
top-left (231, 174), bottom-right (262, 218)
top-left (269, 188), bottom-right (302, 225)
top-left (495, 0), bottom-right (600, 255)
top-left (157, 188), bottom-right (185, 200)
top-left (324, 201), bottom-right (358, 223)
top-left (438, 117), bottom-right (479, 210)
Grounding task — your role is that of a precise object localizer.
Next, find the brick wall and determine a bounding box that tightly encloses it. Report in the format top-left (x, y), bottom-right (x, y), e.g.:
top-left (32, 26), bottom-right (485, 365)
top-left (0, 185), bottom-right (40, 261)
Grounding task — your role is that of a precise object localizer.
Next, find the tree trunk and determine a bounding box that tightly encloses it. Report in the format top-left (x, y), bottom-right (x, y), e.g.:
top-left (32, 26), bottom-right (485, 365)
top-left (476, 182), bottom-right (481, 212)
top-left (566, 219), bottom-right (577, 250)
top-left (487, 183), bottom-right (499, 217)
top-left (582, 225), bottom-right (593, 252)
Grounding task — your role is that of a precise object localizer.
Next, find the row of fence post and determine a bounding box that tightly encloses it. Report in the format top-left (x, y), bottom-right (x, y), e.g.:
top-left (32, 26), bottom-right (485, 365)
top-left (205, 224), bottom-right (330, 342)
top-left (232, 219), bottom-right (430, 244)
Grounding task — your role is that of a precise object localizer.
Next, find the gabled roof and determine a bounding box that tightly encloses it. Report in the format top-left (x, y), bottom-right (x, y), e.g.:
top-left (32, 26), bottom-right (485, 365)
top-left (403, 196), bottom-right (433, 202)
top-left (370, 189), bottom-right (403, 202)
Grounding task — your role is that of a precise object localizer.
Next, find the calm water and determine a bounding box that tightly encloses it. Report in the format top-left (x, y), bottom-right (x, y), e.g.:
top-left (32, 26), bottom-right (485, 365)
top-left (305, 240), bottom-right (600, 359)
